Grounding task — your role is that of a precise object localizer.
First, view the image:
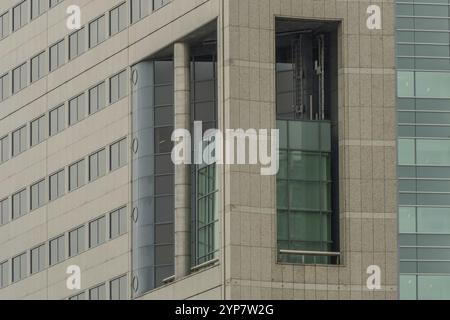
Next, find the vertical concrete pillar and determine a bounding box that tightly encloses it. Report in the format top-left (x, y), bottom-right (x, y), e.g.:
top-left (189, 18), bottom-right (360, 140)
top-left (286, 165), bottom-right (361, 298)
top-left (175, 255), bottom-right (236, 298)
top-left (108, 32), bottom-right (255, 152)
top-left (174, 42), bottom-right (191, 279)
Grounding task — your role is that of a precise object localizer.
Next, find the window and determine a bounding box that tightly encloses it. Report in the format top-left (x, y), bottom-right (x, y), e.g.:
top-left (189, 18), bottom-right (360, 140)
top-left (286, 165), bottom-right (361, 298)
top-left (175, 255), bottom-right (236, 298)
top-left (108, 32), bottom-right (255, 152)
top-left (0, 198), bottom-right (9, 226)
top-left (89, 82), bottom-right (106, 114)
top-left (12, 63), bottom-right (27, 93)
top-left (89, 284), bottom-right (106, 300)
top-left (69, 292), bottom-right (85, 300)
top-left (30, 244), bottom-right (45, 274)
top-left (13, 1), bottom-right (28, 31)
top-left (89, 149), bottom-right (106, 181)
top-left (30, 115), bottom-right (46, 146)
top-left (110, 207), bottom-right (127, 239)
top-left (0, 12), bottom-right (10, 40)
top-left (49, 39), bottom-right (65, 71)
top-left (109, 3), bottom-right (126, 36)
top-left (0, 135), bottom-right (9, 163)
top-left (153, 0), bottom-right (171, 11)
top-left (49, 235), bottom-right (65, 266)
top-left (69, 28), bottom-right (85, 60)
top-left (12, 253), bottom-right (26, 283)
top-left (110, 138), bottom-right (127, 170)
top-left (89, 216), bottom-right (106, 248)
top-left (0, 261), bottom-right (8, 289)
top-left (69, 226), bottom-right (85, 257)
top-left (109, 70), bottom-right (127, 103)
top-left (49, 104), bottom-right (65, 136)
top-left (12, 189), bottom-right (27, 220)
top-left (30, 179), bottom-right (45, 210)
top-left (49, 0), bottom-right (63, 8)
top-left (0, 73), bottom-right (9, 101)
top-left (69, 94), bottom-right (85, 126)
top-left (12, 126), bottom-right (27, 157)
top-left (89, 15), bottom-right (106, 48)
top-left (69, 159), bottom-right (85, 191)
top-left (109, 275), bottom-right (127, 300)
top-left (31, 51), bottom-right (46, 83)
top-left (49, 169), bottom-right (65, 201)
top-left (131, 0), bottom-right (149, 23)
top-left (31, 0), bottom-right (47, 19)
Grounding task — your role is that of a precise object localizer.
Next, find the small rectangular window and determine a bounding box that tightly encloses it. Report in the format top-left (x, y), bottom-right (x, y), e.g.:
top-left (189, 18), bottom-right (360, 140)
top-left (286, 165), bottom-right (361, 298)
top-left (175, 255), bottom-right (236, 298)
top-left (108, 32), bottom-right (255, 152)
top-left (109, 275), bottom-right (127, 300)
top-left (110, 138), bottom-right (127, 171)
top-left (110, 207), bottom-right (127, 239)
top-left (89, 15), bottom-right (106, 48)
top-left (12, 253), bottom-right (26, 283)
top-left (49, 40), bottom-right (65, 72)
top-left (89, 216), bottom-right (106, 248)
top-left (109, 70), bottom-right (127, 103)
top-left (153, 0), bottom-right (171, 11)
top-left (49, 104), bottom-right (65, 136)
top-left (31, 0), bottom-right (47, 20)
top-left (0, 12), bottom-right (10, 40)
top-left (49, 0), bottom-right (63, 8)
top-left (0, 198), bottom-right (9, 226)
top-left (131, 0), bottom-right (150, 23)
top-left (69, 28), bottom-right (85, 60)
top-left (30, 115), bottom-right (46, 146)
top-left (0, 73), bottom-right (9, 102)
top-left (69, 292), bottom-right (85, 300)
top-left (69, 226), bottom-right (85, 257)
top-left (0, 260), bottom-right (9, 289)
top-left (12, 126), bottom-right (27, 157)
top-left (0, 135), bottom-right (9, 163)
top-left (89, 149), bottom-right (106, 181)
top-left (12, 63), bottom-right (27, 93)
top-left (49, 234), bottom-right (65, 266)
top-left (89, 283), bottom-right (106, 300)
top-left (30, 179), bottom-right (45, 210)
top-left (12, 189), bottom-right (27, 219)
top-left (69, 159), bottom-right (85, 191)
top-left (13, 1), bottom-right (28, 31)
top-left (109, 3), bottom-right (127, 36)
top-left (31, 51), bottom-right (46, 83)
top-left (69, 94), bottom-right (85, 126)
top-left (89, 82), bottom-right (106, 114)
top-left (49, 169), bottom-right (65, 201)
top-left (30, 244), bottom-right (45, 274)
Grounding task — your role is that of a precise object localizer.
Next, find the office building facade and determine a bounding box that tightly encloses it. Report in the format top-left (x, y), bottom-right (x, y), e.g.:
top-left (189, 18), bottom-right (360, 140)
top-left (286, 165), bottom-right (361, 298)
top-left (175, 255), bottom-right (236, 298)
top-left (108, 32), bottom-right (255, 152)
top-left (0, 0), bottom-right (398, 300)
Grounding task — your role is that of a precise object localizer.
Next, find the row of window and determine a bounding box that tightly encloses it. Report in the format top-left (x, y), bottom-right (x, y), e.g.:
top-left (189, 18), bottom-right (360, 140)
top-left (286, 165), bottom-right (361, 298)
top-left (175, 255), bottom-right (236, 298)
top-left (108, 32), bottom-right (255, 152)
top-left (0, 138), bottom-right (127, 226)
top-left (0, 69), bottom-right (127, 167)
top-left (0, 206), bottom-right (127, 289)
top-left (68, 274), bottom-right (127, 300)
top-left (0, 0), bottom-right (172, 102)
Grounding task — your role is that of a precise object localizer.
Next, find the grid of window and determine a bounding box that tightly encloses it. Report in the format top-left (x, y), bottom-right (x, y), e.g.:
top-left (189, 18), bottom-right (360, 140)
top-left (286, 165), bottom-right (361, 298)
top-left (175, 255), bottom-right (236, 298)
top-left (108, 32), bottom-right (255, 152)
top-left (131, 0), bottom-right (150, 23)
top-left (12, 63), bottom-right (27, 93)
top-left (110, 138), bottom-right (127, 170)
top-left (110, 207), bottom-right (127, 239)
top-left (0, 12), bottom-right (9, 40)
top-left (69, 159), bottom-right (85, 191)
top-left (0, 73), bottom-right (9, 102)
top-left (69, 226), bottom-right (85, 257)
top-left (89, 82), bottom-right (106, 114)
top-left (13, 1), bottom-right (28, 31)
top-left (31, 0), bottom-right (47, 20)
top-left (49, 104), bottom-right (65, 136)
top-left (109, 275), bottom-right (127, 300)
top-left (0, 198), bottom-right (9, 226)
top-left (30, 115), bottom-right (46, 146)
top-left (12, 189), bottom-right (27, 220)
top-left (89, 284), bottom-right (106, 300)
top-left (89, 15), bottom-right (106, 48)
top-left (69, 28), bottom-right (85, 60)
top-left (89, 216), bottom-right (106, 248)
top-left (0, 135), bottom-right (8, 163)
top-left (109, 70), bottom-right (127, 103)
top-left (69, 94), bottom-right (85, 126)
top-left (0, 261), bottom-right (8, 289)
top-left (30, 179), bottom-right (45, 210)
top-left (12, 253), bottom-right (26, 283)
top-left (109, 3), bottom-right (127, 36)
top-left (89, 149), bottom-right (106, 181)
top-left (49, 235), bottom-right (65, 266)
top-left (30, 244), bottom-right (45, 274)
top-left (49, 169), bottom-right (65, 201)
top-left (49, 40), bottom-right (65, 71)
top-left (31, 51), bottom-right (46, 83)
top-left (12, 126), bottom-right (27, 157)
